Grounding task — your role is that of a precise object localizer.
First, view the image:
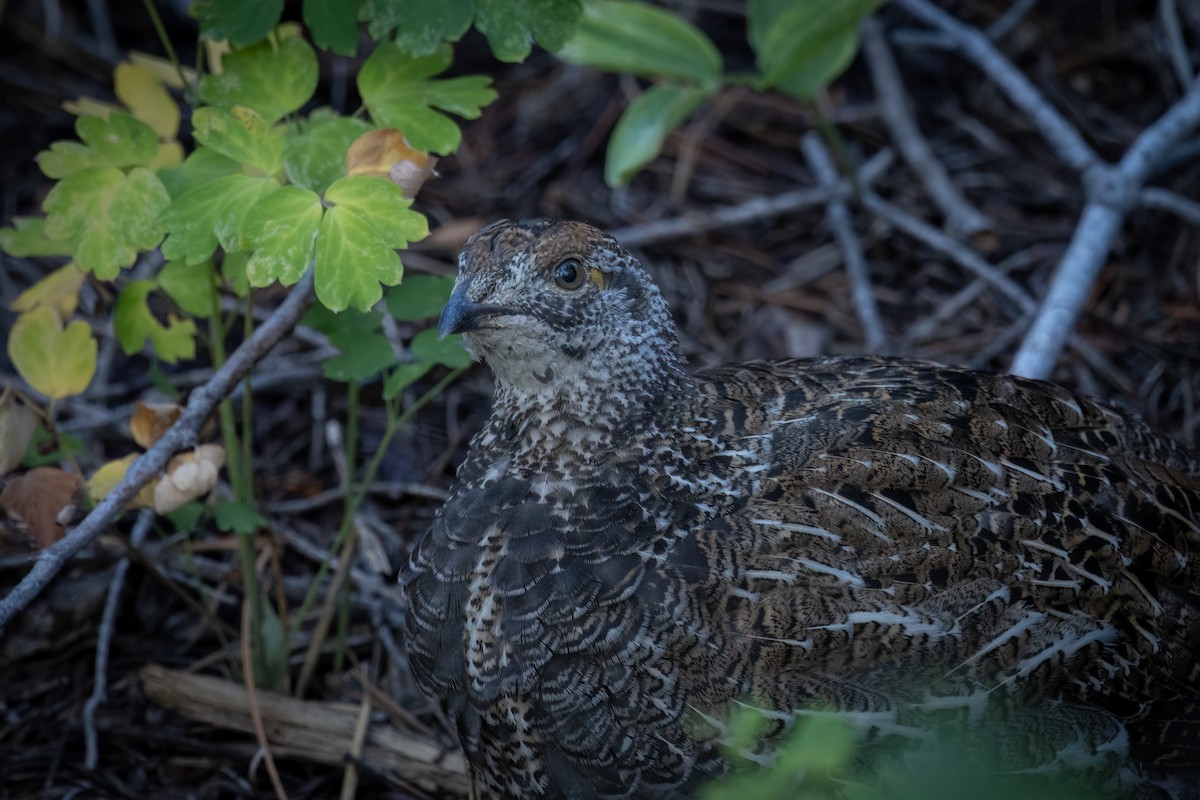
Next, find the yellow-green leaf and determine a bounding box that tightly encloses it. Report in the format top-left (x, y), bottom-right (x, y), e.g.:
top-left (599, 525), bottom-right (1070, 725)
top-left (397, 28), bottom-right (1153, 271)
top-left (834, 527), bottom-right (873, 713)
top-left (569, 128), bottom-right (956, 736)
top-left (0, 217), bottom-right (74, 258)
top-left (192, 105), bottom-right (285, 175)
top-left (314, 204), bottom-right (403, 312)
top-left (115, 62), bottom-right (180, 140)
top-left (241, 185), bottom-right (324, 288)
top-left (8, 307), bottom-right (97, 399)
top-left (10, 263), bottom-right (87, 320)
top-left (42, 166), bottom-right (170, 279)
top-left (37, 112), bottom-right (160, 179)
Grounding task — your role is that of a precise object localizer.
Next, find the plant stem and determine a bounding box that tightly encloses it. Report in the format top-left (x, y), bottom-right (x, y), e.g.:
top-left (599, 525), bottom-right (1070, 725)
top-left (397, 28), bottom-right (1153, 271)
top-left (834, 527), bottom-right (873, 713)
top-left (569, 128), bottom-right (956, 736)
top-left (140, 0), bottom-right (190, 96)
top-left (239, 296), bottom-right (255, 503)
top-left (288, 366), bottom-right (466, 635)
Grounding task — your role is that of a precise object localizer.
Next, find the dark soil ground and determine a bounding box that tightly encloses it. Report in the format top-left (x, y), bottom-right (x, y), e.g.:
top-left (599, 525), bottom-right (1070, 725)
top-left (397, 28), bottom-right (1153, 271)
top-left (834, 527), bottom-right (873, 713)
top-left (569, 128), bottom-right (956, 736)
top-left (1, 0), bottom-right (1198, 797)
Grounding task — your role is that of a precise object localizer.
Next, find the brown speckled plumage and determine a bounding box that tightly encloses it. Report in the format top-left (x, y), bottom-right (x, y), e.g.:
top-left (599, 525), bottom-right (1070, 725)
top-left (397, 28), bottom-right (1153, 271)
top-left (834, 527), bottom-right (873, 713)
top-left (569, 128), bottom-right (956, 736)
top-left (403, 220), bottom-right (1200, 799)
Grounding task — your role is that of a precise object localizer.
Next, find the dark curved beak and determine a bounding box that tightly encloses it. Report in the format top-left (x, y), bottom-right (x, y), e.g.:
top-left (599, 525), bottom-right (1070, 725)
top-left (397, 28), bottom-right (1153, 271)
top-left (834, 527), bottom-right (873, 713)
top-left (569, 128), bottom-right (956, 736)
top-left (438, 284), bottom-right (509, 339)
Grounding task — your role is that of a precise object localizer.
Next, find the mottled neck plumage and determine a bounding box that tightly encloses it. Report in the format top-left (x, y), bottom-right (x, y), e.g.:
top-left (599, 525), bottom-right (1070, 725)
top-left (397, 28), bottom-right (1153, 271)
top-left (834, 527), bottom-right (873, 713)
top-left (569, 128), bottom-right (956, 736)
top-left (487, 303), bottom-right (690, 466)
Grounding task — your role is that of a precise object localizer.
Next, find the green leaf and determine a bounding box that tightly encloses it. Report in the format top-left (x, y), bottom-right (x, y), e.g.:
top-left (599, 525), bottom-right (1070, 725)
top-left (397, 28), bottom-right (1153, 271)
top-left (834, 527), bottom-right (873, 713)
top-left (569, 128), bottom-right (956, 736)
top-left (0, 217), bottom-right (74, 257)
top-left (213, 498), bottom-right (268, 533)
top-left (148, 362), bottom-right (181, 401)
top-left (384, 274), bottom-right (455, 320)
top-left (475, 0), bottom-right (582, 62)
top-left (192, 0), bottom-right (284, 46)
top-left (362, 0), bottom-right (473, 56)
top-left (323, 331), bottom-right (395, 381)
top-left (42, 166), bottom-right (170, 279)
top-left (324, 175), bottom-right (428, 247)
top-left (167, 501), bottom-right (206, 532)
top-left (284, 110), bottom-right (372, 193)
top-left (22, 427), bottom-right (85, 469)
top-left (411, 327), bottom-right (470, 367)
top-left (255, 600), bottom-right (288, 691)
top-left (559, 0), bottom-right (721, 85)
top-left (304, 307), bottom-right (394, 382)
top-left (199, 35), bottom-right (319, 124)
top-left (113, 280), bottom-right (198, 363)
top-left (314, 205), bottom-right (402, 312)
top-left (158, 259), bottom-right (217, 318)
top-left (192, 106), bottom-right (286, 175)
top-left (754, 0), bottom-right (884, 99)
top-left (383, 361), bottom-right (432, 399)
top-left (160, 173), bottom-right (280, 264)
top-left (241, 185), bottom-right (324, 288)
top-left (605, 83), bottom-right (706, 186)
top-left (37, 112), bottom-right (160, 179)
top-left (358, 43), bottom-right (497, 154)
top-left (304, 0), bottom-right (360, 55)
top-left (221, 251), bottom-right (251, 297)
top-left (8, 306), bottom-right (97, 399)
top-left (157, 147), bottom-right (241, 200)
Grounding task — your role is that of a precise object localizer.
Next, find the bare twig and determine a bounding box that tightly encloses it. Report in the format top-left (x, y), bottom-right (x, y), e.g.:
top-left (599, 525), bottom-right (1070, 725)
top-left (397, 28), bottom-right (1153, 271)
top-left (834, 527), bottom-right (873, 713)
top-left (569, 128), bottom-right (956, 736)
top-left (611, 187), bottom-right (829, 247)
top-left (861, 189), bottom-right (1034, 313)
top-left (83, 508), bottom-right (155, 770)
top-left (800, 133), bottom-right (888, 352)
top-left (1012, 78), bottom-right (1200, 378)
top-left (1140, 186), bottom-right (1200, 225)
top-left (861, 17), bottom-right (993, 243)
top-left (0, 269), bottom-right (316, 631)
top-left (612, 149), bottom-right (894, 248)
top-left (987, 0), bottom-right (1039, 42)
top-left (893, 0), bottom-right (1101, 174)
top-left (1160, 0), bottom-right (1196, 91)
top-left (862, 186), bottom-right (1137, 393)
top-left (893, 0), bottom-right (1200, 378)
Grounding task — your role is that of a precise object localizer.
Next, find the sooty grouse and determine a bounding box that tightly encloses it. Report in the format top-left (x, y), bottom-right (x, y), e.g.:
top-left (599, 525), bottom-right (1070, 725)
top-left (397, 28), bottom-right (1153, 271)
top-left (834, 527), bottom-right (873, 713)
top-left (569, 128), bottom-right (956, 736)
top-left (403, 219), bottom-right (1200, 799)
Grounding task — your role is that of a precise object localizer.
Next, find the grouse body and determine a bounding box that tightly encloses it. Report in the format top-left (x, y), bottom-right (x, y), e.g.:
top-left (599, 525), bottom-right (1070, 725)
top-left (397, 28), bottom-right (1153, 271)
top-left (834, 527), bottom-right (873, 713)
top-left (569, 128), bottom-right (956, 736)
top-left (403, 219), bottom-right (1200, 799)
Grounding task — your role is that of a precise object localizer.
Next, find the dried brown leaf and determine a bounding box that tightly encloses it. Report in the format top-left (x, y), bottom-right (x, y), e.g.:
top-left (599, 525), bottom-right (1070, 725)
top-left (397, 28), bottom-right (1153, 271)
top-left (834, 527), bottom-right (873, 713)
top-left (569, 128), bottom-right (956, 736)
top-left (0, 467), bottom-right (84, 548)
top-left (0, 394), bottom-right (39, 477)
top-left (346, 128), bottom-right (437, 199)
top-left (130, 401), bottom-right (183, 449)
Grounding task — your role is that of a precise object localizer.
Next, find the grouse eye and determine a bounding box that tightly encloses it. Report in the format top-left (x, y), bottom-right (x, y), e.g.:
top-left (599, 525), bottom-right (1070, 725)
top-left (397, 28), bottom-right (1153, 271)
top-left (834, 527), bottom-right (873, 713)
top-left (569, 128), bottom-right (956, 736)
top-left (553, 259), bottom-right (586, 290)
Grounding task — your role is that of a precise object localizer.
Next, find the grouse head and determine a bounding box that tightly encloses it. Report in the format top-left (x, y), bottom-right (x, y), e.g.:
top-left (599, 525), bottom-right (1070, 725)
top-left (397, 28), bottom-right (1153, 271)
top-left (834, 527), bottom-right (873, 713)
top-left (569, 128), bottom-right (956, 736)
top-left (439, 219), bottom-right (686, 416)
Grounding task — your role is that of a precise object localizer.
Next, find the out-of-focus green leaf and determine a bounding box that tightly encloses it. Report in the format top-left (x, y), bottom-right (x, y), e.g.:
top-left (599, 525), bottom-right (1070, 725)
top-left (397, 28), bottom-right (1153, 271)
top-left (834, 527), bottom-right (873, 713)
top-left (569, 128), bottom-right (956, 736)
top-left (199, 34), bottom-right (318, 124)
top-left (362, 0), bottom-right (474, 56)
top-left (606, 83), bottom-right (706, 186)
top-left (213, 498), bottom-right (268, 533)
top-left (384, 274), bottom-right (456, 321)
top-left (475, 0), bottom-right (582, 62)
top-left (42, 166), bottom-right (170, 279)
top-left (411, 327), bottom-right (470, 367)
top-left (383, 361), bottom-right (432, 399)
top-left (753, 0), bottom-right (884, 99)
top-left (358, 43), bottom-right (496, 154)
top-left (0, 218), bottom-right (74, 258)
top-left (304, 0), bottom-right (361, 55)
top-left (192, 0), bottom-right (283, 45)
top-left (113, 280), bottom-right (197, 363)
top-left (559, 0), bottom-right (721, 85)
top-left (158, 259), bottom-right (217, 318)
